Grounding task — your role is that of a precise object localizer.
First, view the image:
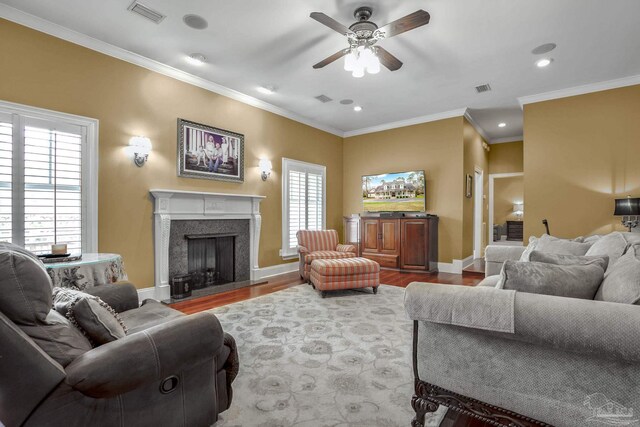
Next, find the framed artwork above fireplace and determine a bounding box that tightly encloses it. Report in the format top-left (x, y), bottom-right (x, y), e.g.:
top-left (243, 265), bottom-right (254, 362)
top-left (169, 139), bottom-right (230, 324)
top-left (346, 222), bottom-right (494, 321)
top-left (177, 118), bottom-right (245, 182)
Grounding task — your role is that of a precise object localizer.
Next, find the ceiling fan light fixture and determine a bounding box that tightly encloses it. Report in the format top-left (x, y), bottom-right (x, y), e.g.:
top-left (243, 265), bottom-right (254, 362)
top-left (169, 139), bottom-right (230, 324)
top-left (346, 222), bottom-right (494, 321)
top-left (352, 67), bottom-right (365, 78)
top-left (366, 55), bottom-right (381, 74)
top-left (344, 51), bottom-right (357, 71)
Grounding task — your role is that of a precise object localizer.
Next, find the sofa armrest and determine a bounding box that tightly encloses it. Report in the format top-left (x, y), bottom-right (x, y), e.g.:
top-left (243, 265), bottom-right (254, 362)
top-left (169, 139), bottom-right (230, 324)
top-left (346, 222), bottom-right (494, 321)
top-left (65, 312), bottom-right (225, 398)
top-left (405, 282), bottom-right (640, 363)
top-left (298, 246), bottom-right (309, 256)
top-left (84, 282), bottom-right (139, 313)
top-left (484, 245), bottom-right (526, 276)
top-left (336, 244), bottom-right (356, 253)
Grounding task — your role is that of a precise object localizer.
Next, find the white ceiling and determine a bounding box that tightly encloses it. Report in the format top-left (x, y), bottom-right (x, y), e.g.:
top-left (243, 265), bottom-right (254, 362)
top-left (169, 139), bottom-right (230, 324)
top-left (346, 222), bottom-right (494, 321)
top-left (2, 0), bottom-right (640, 140)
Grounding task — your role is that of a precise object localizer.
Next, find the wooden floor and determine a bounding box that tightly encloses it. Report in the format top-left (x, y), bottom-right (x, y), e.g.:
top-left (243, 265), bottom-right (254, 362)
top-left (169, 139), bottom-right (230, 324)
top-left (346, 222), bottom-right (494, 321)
top-left (169, 269), bottom-right (489, 426)
top-left (462, 258), bottom-right (486, 278)
top-left (169, 269), bottom-right (481, 314)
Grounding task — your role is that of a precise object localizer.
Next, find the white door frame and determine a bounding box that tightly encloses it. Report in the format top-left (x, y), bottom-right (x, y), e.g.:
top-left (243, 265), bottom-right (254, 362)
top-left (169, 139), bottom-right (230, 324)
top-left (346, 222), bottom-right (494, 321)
top-left (488, 172), bottom-right (524, 245)
top-left (473, 166), bottom-right (484, 259)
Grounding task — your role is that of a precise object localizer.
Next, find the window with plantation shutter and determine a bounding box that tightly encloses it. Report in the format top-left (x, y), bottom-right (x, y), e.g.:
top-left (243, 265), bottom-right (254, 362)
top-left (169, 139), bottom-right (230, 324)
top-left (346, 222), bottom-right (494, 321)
top-left (0, 101), bottom-right (98, 254)
top-left (282, 158), bottom-right (326, 257)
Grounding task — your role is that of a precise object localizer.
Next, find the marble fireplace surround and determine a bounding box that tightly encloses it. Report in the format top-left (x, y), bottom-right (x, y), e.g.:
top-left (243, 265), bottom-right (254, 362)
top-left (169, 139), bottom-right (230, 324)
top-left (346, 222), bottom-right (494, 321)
top-left (150, 189), bottom-right (264, 301)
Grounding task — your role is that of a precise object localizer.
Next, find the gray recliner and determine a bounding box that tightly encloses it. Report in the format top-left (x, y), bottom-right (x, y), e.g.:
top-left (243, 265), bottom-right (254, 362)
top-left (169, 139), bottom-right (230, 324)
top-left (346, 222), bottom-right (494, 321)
top-left (0, 242), bottom-right (238, 427)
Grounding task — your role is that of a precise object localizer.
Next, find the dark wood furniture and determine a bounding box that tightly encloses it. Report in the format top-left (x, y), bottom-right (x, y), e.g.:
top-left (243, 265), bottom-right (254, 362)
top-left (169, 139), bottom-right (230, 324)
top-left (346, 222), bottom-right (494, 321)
top-left (506, 220), bottom-right (524, 241)
top-left (360, 214), bottom-right (438, 272)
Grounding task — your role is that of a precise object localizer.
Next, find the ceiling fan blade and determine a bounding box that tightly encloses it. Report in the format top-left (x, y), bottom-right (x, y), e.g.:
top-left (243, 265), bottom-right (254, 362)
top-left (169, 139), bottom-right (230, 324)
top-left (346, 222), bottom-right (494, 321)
top-left (376, 10), bottom-right (430, 39)
top-left (375, 46), bottom-right (403, 71)
top-left (313, 48), bottom-right (350, 69)
top-left (310, 12), bottom-right (355, 37)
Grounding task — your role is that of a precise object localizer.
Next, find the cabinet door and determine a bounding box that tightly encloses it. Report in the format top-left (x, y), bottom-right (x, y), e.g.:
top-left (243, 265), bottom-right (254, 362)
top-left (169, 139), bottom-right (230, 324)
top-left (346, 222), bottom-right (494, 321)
top-left (361, 219), bottom-right (380, 253)
top-left (379, 219), bottom-right (401, 255)
top-left (401, 219), bottom-right (428, 270)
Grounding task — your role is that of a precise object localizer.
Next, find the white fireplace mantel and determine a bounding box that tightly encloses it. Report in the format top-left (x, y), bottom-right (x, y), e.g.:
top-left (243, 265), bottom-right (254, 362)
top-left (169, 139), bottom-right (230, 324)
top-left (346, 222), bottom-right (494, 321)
top-left (150, 189), bottom-right (265, 300)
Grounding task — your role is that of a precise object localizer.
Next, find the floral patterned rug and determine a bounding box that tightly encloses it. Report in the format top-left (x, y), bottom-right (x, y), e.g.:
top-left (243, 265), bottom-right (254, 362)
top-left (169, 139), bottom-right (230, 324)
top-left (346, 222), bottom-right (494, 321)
top-left (211, 284), bottom-right (446, 427)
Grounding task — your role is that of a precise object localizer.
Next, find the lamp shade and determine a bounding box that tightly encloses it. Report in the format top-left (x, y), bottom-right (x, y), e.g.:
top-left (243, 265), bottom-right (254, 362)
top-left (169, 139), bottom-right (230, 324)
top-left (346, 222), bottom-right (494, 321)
top-left (614, 198), bottom-right (640, 216)
top-left (512, 203), bottom-right (524, 213)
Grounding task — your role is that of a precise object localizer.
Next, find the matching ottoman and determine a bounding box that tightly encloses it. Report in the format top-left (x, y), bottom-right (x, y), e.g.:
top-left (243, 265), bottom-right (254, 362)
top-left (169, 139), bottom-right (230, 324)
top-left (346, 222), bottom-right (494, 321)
top-left (309, 257), bottom-right (380, 297)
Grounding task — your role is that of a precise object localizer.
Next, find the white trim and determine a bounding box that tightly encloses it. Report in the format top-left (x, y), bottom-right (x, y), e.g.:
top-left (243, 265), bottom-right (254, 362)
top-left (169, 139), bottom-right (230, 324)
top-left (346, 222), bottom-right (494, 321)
top-left (0, 4), bottom-right (343, 138)
top-left (281, 158), bottom-right (327, 258)
top-left (343, 108), bottom-right (468, 138)
top-left (136, 286), bottom-right (158, 302)
top-left (437, 255), bottom-right (474, 274)
top-left (488, 172), bottom-right (524, 245)
top-left (489, 136), bottom-right (524, 144)
top-left (463, 111), bottom-right (490, 142)
top-left (0, 99), bottom-right (99, 252)
top-left (253, 262), bottom-right (298, 280)
top-left (517, 74), bottom-right (640, 108)
top-left (473, 166), bottom-right (484, 259)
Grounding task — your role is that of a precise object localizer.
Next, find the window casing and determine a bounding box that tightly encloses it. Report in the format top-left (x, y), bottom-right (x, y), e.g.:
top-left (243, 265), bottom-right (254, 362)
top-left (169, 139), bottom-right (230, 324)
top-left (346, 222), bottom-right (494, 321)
top-left (0, 101), bottom-right (98, 254)
top-left (281, 158), bottom-right (326, 257)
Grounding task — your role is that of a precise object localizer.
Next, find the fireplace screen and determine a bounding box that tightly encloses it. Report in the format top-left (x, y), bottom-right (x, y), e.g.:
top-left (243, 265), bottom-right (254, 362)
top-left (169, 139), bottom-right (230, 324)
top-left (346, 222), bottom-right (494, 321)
top-left (186, 233), bottom-right (236, 288)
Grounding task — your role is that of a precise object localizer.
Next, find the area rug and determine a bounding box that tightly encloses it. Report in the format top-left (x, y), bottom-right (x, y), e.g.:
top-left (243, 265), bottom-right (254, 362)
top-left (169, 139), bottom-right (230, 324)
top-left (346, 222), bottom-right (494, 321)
top-left (211, 284), bottom-right (447, 427)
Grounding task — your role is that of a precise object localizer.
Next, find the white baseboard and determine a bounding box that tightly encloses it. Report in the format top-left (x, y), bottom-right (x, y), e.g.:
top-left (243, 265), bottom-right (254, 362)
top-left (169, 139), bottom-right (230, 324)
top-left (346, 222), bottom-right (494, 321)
top-left (437, 255), bottom-right (474, 274)
top-left (137, 262), bottom-right (299, 302)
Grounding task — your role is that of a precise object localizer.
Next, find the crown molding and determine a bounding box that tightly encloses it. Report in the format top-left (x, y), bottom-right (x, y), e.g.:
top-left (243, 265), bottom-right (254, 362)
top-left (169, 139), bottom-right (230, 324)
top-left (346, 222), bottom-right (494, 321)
top-left (343, 108), bottom-right (468, 138)
top-left (517, 74), bottom-right (640, 108)
top-left (489, 135), bottom-right (524, 144)
top-left (462, 110), bottom-right (490, 142)
top-left (0, 4), bottom-right (345, 137)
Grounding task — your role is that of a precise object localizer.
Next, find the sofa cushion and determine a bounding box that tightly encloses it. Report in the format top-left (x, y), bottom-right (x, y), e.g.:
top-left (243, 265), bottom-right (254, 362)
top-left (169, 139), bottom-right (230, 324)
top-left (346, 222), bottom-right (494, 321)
top-left (499, 260), bottom-right (604, 300)
top-left (304, 250), bottom-right (356, 263)
top-left (595, 245), bottom-right (640, 304)
top-left (0, 242), bottom-right (52, 326)
top-left (529, 251), bottom-right (609, 271)
top-left (19, 309), bottom-right (92, 366)
top-left (311, 257), bottom-right (380, 276)
top-left (68, 297), bottom-right (127, 345)
top-left (477, 275), bottom-right (501, 287)
top-left (585, 232), bottom-right (628, 270)
top-left (520, 234), bottom-right (589, 261)
top-left (119, 300), bottom-right (184, 334)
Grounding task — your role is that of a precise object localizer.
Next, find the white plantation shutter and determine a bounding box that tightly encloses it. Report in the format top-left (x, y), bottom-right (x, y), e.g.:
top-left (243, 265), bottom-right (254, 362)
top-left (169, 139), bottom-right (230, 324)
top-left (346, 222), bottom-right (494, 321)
top-left (0, 101), bottom-right (97, 254)
top-left (282, 158), bottom-right (326, 257)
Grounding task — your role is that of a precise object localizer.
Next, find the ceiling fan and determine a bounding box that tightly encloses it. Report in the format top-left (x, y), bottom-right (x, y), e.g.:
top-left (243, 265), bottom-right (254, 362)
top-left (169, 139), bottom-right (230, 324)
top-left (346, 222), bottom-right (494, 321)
top-left (310, 7), bottom-right (430, 77)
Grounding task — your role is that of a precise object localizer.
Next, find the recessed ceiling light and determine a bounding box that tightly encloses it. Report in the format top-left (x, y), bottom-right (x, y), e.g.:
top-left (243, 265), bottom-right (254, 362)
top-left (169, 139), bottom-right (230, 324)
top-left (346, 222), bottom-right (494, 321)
top-left (257, 86), bottom-right (276, 95)
top-left (186, 53), bottom-right (206, 66)
top-left (354, 106), bottom-right (362, 112)
top-left (536, 58), bottom-right (552, 68)
top-left (498, 122), bottom-right (506, 128)
top-left (531, 43), bottom-right (557, 55)
top-left (340, 99), bottom-right (354, 105)
top-left (183, 14), bottom-right (208, 30)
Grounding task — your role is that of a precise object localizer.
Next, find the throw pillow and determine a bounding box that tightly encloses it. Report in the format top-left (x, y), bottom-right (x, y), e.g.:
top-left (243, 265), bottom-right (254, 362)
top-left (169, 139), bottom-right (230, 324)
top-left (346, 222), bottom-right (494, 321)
top-left (594, 246), bottom-right (640, 304)
top-left (529, 251), bottom-right (609, 271)
top-left (67, 297), bottom-right (128, 346)
top-left (52, 287), bottom-right (97, 316)
top-left (519, 234), bottom-right (589, 261)
top-left (499, 260), bottom-right (604, 300)
top-left (585, 232), bottom-right (628, 270)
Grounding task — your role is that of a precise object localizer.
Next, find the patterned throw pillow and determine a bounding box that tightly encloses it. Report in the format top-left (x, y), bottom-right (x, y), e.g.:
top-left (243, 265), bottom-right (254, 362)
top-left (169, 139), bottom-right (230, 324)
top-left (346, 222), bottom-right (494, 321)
top-left (52, 287), bottom-right (97, 316)
top-left (67, 297), bottom-right (128, 346)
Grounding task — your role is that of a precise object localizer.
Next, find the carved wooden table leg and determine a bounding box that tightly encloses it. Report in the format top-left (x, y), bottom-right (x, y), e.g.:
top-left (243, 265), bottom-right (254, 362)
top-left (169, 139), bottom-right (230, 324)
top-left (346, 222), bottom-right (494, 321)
top-left (411, 393), bottom-right (439, 427)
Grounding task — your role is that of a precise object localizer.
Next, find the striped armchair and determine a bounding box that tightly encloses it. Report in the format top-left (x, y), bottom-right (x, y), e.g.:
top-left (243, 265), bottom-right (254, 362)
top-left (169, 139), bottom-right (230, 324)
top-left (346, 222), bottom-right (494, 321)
top-left (296, 229), bottom-right (357, 281)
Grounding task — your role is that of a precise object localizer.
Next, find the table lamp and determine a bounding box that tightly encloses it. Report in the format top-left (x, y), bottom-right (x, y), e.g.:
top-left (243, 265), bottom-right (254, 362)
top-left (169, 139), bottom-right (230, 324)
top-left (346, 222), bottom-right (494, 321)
top-left (614, 197), bottom-right (640, 231)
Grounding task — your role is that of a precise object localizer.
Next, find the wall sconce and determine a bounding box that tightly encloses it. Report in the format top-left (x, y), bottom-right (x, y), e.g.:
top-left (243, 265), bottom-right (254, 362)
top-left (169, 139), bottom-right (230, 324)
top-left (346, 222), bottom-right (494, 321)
top-left (512, 202), bottom-right (524, 220)
top-left (259, 158), bottom-right (272, 181)
top-left (614, 196), bottom-right (640, 231)
top-left (128, 136), bottom-right (152, 167)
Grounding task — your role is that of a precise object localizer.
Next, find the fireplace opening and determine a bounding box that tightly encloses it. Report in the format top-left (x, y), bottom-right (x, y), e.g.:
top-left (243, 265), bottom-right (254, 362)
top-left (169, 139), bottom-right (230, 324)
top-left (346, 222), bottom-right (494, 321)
top-left (186, 233), bottom-right (236, 289)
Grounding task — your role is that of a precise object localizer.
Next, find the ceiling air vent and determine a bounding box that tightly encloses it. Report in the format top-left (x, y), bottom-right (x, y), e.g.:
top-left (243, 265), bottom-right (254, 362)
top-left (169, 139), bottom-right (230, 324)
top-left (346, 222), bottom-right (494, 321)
top-left (127, 1), bottom-right (166, 24)
top-left (475, 84), bottom-right (492, 93)
top-left (315, 95), bottom-right (333, 103)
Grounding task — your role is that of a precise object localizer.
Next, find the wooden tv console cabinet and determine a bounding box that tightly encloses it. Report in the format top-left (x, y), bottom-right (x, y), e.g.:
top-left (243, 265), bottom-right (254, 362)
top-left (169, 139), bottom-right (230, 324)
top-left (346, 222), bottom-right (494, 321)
top-left (360, 214), bottom-right (438, 273)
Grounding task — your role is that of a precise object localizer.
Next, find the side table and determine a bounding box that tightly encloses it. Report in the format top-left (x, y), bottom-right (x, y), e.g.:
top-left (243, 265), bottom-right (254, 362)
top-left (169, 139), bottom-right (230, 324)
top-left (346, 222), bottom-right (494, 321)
top-left (44, 253), bottom-right (128, 290)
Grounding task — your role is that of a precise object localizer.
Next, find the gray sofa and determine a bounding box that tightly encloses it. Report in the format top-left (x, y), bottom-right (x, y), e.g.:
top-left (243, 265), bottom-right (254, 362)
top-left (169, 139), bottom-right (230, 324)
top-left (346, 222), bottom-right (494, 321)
top-left (0, 242), bottom-right (238, 427)
top-left (405, 232), bottom-right (640, 427)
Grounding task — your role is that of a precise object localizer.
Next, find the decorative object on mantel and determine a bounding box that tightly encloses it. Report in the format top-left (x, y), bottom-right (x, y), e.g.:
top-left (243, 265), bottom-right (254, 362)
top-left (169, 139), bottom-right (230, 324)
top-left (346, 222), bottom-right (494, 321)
top-left (465, 174), bottom-right (473, 198)
top-left (177, 118), bottom-right (244, 182)
top-left (44, 253), bottom-right (128, 290)
top-left (614, 196), bottom-right (640, 232)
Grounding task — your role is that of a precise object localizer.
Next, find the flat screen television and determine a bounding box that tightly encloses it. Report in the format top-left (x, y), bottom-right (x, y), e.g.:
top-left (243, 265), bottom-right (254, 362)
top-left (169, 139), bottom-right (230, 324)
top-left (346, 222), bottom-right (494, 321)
top-left (362, 170), bottom-right (426, 212)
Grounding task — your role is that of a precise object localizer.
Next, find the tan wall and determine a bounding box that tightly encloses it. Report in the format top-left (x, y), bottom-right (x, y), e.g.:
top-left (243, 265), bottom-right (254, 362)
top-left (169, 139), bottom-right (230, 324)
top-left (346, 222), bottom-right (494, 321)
top-left (523, 84), bottom-right (640, 239)
top-left (343, 117), bottom-right (464, 263)
top-left (462, 119), bottom-right (489, 258)
top-left (494, 176), bottom-right (524, 225)
top-left (489, 141), bottom-right (523, 174)
top-left (0, 20), bottom-right (344, 288)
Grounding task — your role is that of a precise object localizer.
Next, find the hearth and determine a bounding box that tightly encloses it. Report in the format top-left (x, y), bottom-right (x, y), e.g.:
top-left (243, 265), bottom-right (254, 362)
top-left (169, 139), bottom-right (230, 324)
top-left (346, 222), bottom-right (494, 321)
top-left (186, 233), bottom-right (236, 288)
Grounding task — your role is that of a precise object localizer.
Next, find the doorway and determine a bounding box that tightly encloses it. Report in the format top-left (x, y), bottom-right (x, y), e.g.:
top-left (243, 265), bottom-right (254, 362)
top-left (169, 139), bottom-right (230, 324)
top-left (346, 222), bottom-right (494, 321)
top-left (488, 173), bottom-right (524, 246)
top-left (473, 167), bottom-right (484, 259)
